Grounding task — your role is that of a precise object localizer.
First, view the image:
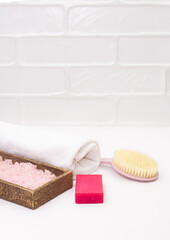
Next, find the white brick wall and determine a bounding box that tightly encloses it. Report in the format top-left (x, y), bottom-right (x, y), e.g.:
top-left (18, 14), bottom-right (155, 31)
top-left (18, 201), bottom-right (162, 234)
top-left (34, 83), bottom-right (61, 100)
top-left (117, 97), bottom-right (170, 125)
top-left (20, 37), bottom-right (116, 64)
top-left (0, 98), bottom-right (19, 123)
top-left (0, 67), bottom-right (66, 94)
top-left (0, 6), bottom-right (64, 35)
top-left (70, 67), bottom-right (163, 94)
top-left (119, 37), bottom-right (170, 64)
top-left (0, 38), bottom-right (16, 64)
top-left (20, 97), bottom-right (116, 125)
top-left (167, 69), bottom-right (170, 94)
top-left (68, 6), bottom-right (170, 34)
top-left (0, 0), bottom-right (170, 126)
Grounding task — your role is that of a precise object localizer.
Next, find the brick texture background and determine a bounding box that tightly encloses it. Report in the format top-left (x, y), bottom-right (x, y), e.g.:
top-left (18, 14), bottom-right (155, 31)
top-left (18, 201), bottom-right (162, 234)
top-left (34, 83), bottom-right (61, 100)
top-left (0, 0), bottom-right (170, 126)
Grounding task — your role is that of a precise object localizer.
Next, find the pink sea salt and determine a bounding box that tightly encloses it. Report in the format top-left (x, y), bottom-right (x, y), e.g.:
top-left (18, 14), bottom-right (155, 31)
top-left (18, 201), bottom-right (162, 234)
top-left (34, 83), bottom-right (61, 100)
top-left (0, 156), bottom-right (56, 189)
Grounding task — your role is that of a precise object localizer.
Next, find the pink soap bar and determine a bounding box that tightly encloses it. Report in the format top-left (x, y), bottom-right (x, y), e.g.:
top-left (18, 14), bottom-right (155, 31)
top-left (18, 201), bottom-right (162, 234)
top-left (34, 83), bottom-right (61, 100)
top-left (75, 175), bottom-right (104, 204)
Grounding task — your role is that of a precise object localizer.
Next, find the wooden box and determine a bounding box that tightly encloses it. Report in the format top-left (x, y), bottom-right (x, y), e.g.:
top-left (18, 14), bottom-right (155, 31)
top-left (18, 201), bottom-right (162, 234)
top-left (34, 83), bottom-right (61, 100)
top-left (0, 151), bottom-right (73, 209)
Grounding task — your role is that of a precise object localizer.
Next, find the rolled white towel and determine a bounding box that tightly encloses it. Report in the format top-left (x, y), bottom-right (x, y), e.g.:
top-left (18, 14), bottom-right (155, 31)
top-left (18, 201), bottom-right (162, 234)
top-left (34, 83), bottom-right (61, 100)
top-left (0, 121), bottom-right (101, 176)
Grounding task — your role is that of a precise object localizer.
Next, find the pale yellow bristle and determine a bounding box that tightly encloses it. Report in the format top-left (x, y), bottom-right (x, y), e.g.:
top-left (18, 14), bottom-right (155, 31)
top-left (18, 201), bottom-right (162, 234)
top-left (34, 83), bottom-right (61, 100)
top-left (114, 150), bottom-right (158, 178)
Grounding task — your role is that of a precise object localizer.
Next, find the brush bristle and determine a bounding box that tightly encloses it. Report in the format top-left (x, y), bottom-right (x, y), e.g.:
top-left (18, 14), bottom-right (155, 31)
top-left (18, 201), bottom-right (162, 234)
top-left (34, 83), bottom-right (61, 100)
top-left (114, 150), bottom-right (158, 178)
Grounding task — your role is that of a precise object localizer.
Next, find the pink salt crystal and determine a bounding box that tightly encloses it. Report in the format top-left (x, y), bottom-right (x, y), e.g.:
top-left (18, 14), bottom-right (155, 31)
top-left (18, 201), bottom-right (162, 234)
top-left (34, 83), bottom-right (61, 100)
top-left (5, 159), bottom-right (13, 165)
top-left (0, 159), bottom-right (56, 189)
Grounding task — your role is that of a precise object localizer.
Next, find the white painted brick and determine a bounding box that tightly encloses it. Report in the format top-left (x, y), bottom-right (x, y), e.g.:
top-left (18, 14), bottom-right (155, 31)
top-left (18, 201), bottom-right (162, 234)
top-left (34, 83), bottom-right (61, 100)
top-left (16, 0), bottom-right (109, 2)
top-left (119, 37), bottom-right (170, 64)
top-left (124, 0), bottom-right (170, 2)
top-left (166, 69), bottom-right (170, 94)
top-left (0, 3), bottom-right (168, 127)
top-left (0, 98), bottom-right (19, 123)
top-left (117, 97), bottom-right (170, 124)
top-left (0, 6), bottom-right (64, 35)
top-left (0, 67), bottom-right (65, 94)
top-left (20, 98), bottom-right (115, 124)
top-left (20, 37), bottom-right (116, 64)
top-left (0, 38), bottom-right (16, 64)
top-left (68, 6), bottom-right (170, 34)
top-left (70, 67), bottom-right (162, 94)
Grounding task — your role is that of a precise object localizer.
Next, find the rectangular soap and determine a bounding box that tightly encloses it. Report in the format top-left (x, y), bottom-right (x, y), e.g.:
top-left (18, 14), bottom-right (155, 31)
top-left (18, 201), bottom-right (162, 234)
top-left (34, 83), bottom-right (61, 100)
top-left (75, 174), bottom-right (104, 204)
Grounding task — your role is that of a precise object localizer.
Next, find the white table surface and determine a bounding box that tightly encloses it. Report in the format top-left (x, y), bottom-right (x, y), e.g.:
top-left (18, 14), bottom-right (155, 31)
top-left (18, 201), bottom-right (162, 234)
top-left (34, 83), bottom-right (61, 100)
top-left (0, 127), bottom-right (170, 240)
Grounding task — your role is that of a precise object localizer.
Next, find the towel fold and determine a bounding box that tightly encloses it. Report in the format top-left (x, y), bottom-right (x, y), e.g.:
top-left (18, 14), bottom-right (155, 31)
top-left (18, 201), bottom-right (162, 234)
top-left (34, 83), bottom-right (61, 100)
top-left (0, 122), bottom-right (101, 176)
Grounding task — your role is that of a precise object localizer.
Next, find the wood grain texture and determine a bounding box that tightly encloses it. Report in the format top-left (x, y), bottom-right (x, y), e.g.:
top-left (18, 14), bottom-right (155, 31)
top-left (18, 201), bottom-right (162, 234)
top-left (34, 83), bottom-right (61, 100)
top-left (0, 151), bottom-right (73, 209)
